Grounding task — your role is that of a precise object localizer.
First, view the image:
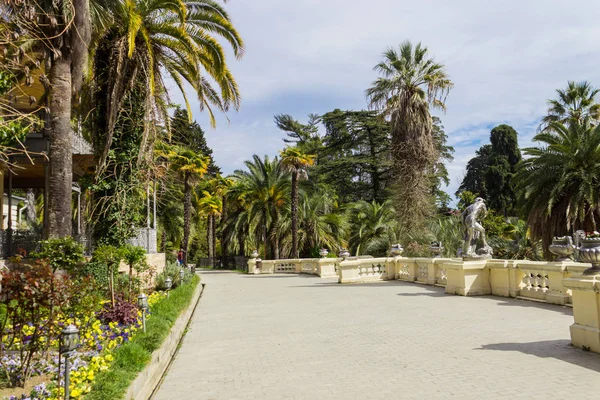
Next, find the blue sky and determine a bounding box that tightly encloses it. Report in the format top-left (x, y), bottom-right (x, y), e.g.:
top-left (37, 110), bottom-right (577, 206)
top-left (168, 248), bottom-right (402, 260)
top-left (169, 0), bottom-right (600, 202)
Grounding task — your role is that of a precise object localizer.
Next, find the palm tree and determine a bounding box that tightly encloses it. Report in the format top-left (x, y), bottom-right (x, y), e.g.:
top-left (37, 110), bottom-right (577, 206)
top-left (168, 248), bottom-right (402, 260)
top-left (91, 0), bottom-right (244, 171)
top-left (516, 119), bottom-right (600, 254)
top-left (4, 1), bottom-right (92, 237)
top-left (366, 41), bottom-right (452, 232)
top-left (160, 145), bottom-right (209, 264)
top-left (349, 200), bottom-right (397, 256)
top-left (231, 155), bottom-right (289, 259)
top-left (280, 147), bottom-right (315, 258)
top-left (277, 191), bottom-right (348, 258)
top-left (540, 81), bottom-right (600, 131)
top-left (197, 190), bottom-right (222, 266)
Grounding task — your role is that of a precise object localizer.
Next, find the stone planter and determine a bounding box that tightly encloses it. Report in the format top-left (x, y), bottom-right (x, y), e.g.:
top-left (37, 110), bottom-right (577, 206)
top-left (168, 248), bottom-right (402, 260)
top-left (390, 244), bottom-right (404, 257)
top-left (577, 238), bottom-right (600, 275)
top-left (549, 236), bottom-right (575, 261)
top-left (430, 242), bottom-right (444, 258)
top-left (319, 248), bottom-right (329, 258)
top-left (339, 248), bottom-right (350, 258)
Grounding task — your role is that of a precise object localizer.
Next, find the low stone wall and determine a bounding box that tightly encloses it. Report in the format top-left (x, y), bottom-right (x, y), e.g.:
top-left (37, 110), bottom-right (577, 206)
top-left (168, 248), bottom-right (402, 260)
top-left (248, 257), bottom-right (341, 278)
top-left (124, 279), bottom-right (204, 400)
top-left (118, 253), bottom-right (166, 288)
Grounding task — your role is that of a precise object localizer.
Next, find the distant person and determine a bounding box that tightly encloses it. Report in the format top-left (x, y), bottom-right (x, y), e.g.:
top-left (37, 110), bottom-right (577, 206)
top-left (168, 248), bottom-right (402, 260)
top-left (177, 249), bottom-right (184, 265)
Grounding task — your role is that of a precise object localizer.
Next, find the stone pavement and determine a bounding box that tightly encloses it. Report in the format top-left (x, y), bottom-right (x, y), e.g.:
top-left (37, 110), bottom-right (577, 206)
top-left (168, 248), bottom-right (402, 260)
top-left (153, 271), bottom-right (600, 400)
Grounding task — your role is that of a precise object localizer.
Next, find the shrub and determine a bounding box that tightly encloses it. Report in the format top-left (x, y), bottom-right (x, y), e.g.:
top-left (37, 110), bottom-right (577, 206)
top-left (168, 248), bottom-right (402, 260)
top-left (155, 261), bottom-right (191, 291)
top-left (80, 260), bottom-right (110, 288)
top-left (31, 237), bottom-right (85, 274)
top-left (98, 296), bottom-right (139, 326)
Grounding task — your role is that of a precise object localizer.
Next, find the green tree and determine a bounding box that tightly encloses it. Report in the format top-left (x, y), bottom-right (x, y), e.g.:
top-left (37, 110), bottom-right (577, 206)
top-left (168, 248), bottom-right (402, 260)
top-left (516, 120), bottom-right (600, 253)
top-left (91, 0), bottom-right (243, 172)
top-left (280, 147), bottom-right (316, 258)
top-left (349, 200), bottom-right (397, 256)
top-left (540, 81), bottom-right (600, 131)
top-left (197, 190), bottom-right (222, 265)
top-left (171, 107), bottom-right (221, 176)
top-left (230, 155), bottom-right (290, 259)
top-left (485, 125), bottom-right (521, 216)
top-left (319, 110), bottom-right (391, 203)
top-left (4, 0), bottom-right (92, 237)
top-left (457, 145), bottom-right (492, 198)
top-left (429, 117), bottom-right (454, 210)
top-left (160, 145), bottom-right (209, 263)
top-left (366, 41), bottom-right (453, 232)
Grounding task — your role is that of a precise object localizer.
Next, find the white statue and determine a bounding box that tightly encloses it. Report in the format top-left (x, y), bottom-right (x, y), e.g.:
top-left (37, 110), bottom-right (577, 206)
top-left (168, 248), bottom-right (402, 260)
top-left (461, 197), bottom-right (493, 260)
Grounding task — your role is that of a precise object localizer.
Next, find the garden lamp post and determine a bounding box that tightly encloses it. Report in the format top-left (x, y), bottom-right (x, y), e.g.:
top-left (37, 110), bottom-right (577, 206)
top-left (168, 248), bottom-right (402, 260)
top-left (137, 293), bottom-right (148, 333)
top-left (165, 277), bottom-right (172, 298)
top-left (60, 324), bottom-right (79, 400)
top-left (179, 268), bottom-right (185, 283)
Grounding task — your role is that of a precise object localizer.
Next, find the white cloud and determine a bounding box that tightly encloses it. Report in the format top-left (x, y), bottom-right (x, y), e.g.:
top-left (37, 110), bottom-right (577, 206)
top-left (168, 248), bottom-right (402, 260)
top-left (172, 0), bottom-right (600, 203)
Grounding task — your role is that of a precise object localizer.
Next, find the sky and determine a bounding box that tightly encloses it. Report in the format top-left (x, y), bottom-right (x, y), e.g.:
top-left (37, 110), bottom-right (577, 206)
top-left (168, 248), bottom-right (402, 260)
top-left (170, 0), bottom-right (600, 203)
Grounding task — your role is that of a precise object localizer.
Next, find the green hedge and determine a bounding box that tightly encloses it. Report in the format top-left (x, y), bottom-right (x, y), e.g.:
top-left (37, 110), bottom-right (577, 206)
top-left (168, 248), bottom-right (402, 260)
top-left (85, 275), bottom-right (201, 399)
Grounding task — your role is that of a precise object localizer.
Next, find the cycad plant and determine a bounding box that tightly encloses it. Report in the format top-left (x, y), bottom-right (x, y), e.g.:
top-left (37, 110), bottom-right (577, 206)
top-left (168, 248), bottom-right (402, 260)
top-left (516, 119), bottom-right (600, 252)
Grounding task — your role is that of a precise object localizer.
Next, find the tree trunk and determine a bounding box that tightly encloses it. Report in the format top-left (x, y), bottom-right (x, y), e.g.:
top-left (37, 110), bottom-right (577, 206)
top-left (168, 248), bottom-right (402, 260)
top-left (212, 214), bottom-right (217, 266)
top-left (270, 214), bottom-right (279, 260)
top-left (291, 171), bottom-right (299, 258)
top-left (207, 214), bottom-right (214, 266)
top-left (221, 195), bottom-right (228, 267)
top-left (47, 55), bottom-right (73, 238)
top-left (182, 172), bottom-right (191, 264)
top-left (161, 229), bottom-right (167, 252)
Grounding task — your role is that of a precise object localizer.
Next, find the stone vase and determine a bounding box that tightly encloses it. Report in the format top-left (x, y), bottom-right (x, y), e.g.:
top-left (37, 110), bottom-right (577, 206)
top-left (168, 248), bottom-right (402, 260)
top-left (549, 236), bottom-right (575, 261)
top-left (577, 238), bottom-right (600, 275)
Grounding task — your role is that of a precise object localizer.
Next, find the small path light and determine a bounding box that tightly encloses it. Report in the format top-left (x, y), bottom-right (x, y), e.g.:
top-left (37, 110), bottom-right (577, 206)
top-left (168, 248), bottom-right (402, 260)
top-left (138, 293), bottom-right (148, 333)
top-left (165, 277), bottom-right (172, 298)
top-left (179, 268), bottom-right (185, 284)
top-left (60, 324), bottom-right (79, 400)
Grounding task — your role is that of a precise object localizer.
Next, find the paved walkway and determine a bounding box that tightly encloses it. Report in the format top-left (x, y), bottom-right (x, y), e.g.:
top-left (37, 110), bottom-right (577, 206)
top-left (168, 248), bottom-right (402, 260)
top-left (154, 271), bottom-right (600, 400)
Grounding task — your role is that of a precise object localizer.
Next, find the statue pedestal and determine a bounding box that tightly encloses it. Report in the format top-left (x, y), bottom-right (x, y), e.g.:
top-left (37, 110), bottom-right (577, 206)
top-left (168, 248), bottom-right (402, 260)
top-left (445, 260), bottom-right (490, 296)
top-left (563, 274), bottom-right (600, 352)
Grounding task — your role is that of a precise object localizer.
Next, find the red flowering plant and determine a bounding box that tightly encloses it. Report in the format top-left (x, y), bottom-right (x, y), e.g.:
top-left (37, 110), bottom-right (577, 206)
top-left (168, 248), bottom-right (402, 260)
top-left (585, 231), bottom-right (600, 239)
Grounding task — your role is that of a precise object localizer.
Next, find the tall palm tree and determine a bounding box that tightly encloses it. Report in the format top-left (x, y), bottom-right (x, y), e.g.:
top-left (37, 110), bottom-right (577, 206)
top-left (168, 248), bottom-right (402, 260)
top-left (540, 81), bottom-right (600, 131)
top-left (280, 147), bottom-right (315, 258)
top-left (231, 155), bottom-right (289, 259)
top-left (160, 145), bottom-right (208, 263)
top-left (91, 0), bottom-right (244, 171)
top-left (4, 1), bottom-right (92, 237)
top-left (516, 119), bottom-right (600, 254)
top-left (349, 200), bottom-right (397, 256)
top-left (366, 41), bottom-right (452, 232)
top-left (197, 190), bottom-right (222, 265)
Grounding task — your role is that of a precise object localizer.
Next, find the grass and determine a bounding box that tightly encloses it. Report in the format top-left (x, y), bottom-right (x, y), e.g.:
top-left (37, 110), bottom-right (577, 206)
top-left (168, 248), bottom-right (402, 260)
top-left (85, 275), bottom-right (200, 400)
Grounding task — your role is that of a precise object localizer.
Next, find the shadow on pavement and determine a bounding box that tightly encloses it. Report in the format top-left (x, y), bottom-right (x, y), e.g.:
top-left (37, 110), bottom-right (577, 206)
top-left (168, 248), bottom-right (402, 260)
top-left (486, 296), bottom-right (573, 316)
top-left (478, 340), bottom-right (600, 373)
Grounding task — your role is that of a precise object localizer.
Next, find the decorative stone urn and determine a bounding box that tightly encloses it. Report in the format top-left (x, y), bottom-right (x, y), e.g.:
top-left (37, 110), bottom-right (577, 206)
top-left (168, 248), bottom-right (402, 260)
top-left (319, 248), bottom-right (329, 258)
top-left (390, 244), bottom-right (404, 257)
top-left (250, 250), bottom-right (259, 259)
top-left (339, 248), bottom-right (350, 258)
top-left (430, 241), bottom-right (444, 258)
top-left (549, 236), bottom-right (575, 261)
top-left (577, 238), bottom-right (600, 275)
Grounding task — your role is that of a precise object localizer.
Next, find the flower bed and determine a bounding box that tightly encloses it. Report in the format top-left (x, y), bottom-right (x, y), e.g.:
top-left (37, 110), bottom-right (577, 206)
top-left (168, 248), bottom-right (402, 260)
top-left (2, 289), bottom-right (169, 400)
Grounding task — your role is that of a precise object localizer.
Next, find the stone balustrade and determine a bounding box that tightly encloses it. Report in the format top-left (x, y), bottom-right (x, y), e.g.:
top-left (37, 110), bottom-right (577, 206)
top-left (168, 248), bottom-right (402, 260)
top-left (337, 257), bottom-right (392, 283)
top-left (247, 255), bottom-right (600, 353)
top-left (247, 257), bottom-right (342, 278)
